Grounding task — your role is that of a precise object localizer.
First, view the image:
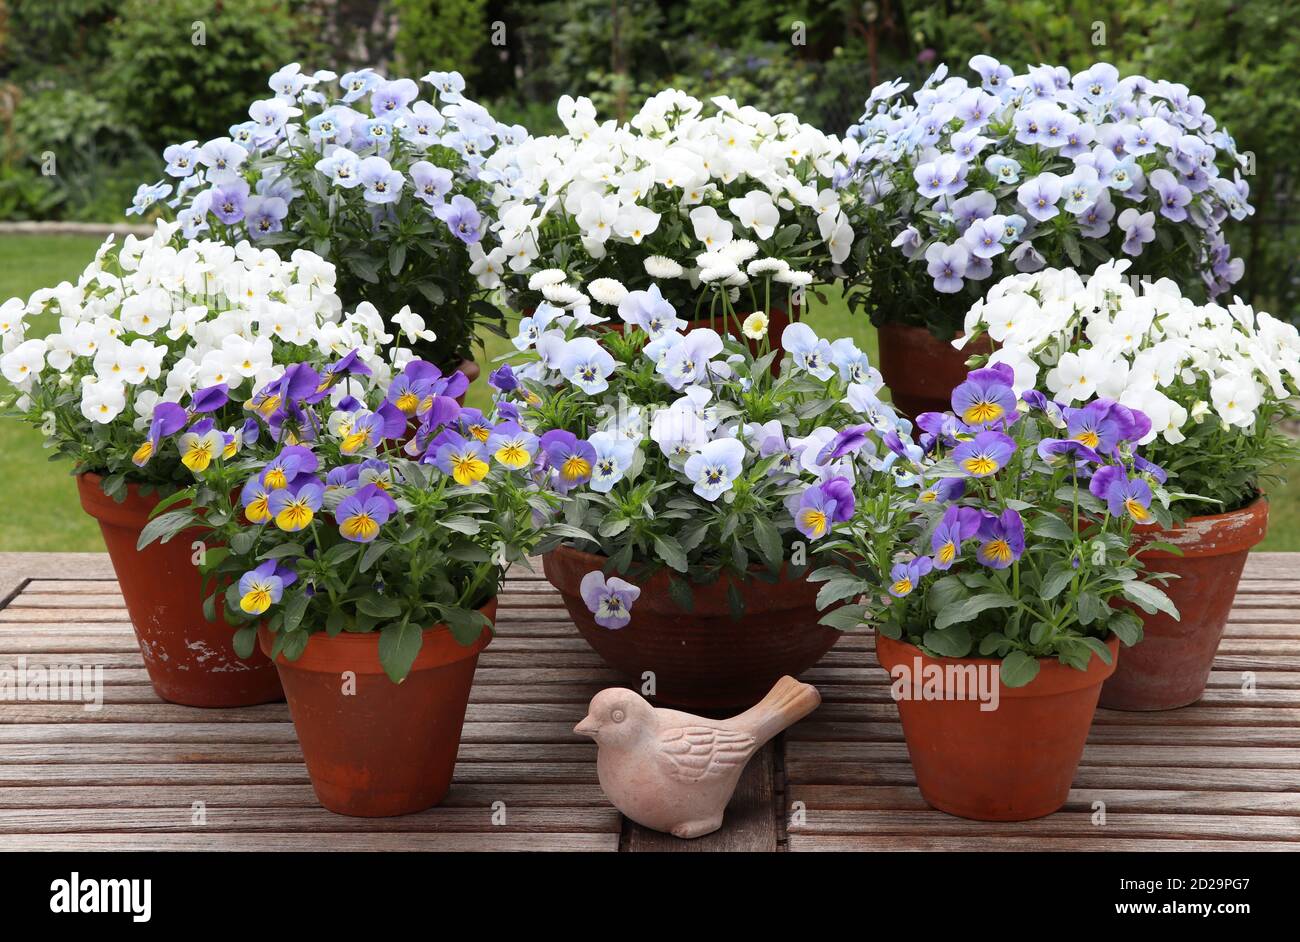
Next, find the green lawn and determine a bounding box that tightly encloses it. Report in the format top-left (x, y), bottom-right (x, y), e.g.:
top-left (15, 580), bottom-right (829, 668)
top-left (1, 235), bottom-right (1296, 551)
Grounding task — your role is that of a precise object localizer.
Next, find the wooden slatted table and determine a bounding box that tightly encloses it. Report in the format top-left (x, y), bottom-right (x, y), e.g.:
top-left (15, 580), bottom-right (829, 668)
top-left (1, 552), bottom-right (1296, 852)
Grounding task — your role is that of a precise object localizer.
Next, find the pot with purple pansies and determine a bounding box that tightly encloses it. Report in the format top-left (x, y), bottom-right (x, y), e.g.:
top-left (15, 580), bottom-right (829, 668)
top-left (134, 353), bottom-right (567, 816)
top-left (817, 361), bottom-right (1179, 820)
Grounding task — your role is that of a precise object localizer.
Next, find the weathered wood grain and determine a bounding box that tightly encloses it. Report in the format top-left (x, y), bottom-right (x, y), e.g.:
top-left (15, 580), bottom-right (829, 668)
top-left (2, 550), bottom-right (1298, 853)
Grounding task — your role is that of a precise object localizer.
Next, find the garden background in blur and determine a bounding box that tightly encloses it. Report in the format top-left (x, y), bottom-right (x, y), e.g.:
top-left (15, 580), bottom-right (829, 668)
top-left (1, 0), bottom-right (1297, 551)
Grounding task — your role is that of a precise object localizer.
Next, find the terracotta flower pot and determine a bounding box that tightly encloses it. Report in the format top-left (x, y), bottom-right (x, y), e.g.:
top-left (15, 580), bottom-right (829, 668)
top-left (875, 323), bottom-right (992, 418)
top-left (453, 359), bottom-right (479, 406)
top-left (604, 306), bottom-right (794, 374)
top-left (1099, 497), bottom-right (1268, 712)
top-left (258, 600), bottom-right (495, 817)
top-left (544, 543), bottom-right (840, 711)
top-left (875, 632), bottom-right (1119, 821)
top-left (76, 473), bottom-right (283, 708)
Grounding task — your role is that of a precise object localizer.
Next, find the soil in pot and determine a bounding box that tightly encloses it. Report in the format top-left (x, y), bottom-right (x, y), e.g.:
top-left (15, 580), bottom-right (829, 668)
top-left (875, 324), bottom-right (993, 419)
top-left (259, 599), bottom-right (495, 817)
top-left (875, 632), bottom-right (1119, 821)
top-left (544, 543), bottom-right (840, 711)
top-left (1099, 497), bottom-right (1268, 712)
top-left (77, 473), bottom-right (283, 708)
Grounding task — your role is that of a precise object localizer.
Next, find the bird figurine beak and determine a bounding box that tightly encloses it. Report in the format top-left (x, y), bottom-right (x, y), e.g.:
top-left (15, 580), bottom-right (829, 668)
top-left (574, 716), bottom-right (599, 737)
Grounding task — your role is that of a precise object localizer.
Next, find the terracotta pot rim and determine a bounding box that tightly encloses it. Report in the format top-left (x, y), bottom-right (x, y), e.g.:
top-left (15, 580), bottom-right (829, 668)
top-left (1157, 493), bottom-right (1267, 525)
top-left (257, 597), bottom-right (496, 675)
top-left (875, 631), bottom-right (1120, 697)
top-left (77, 470), bottom-right (169, 499)
top-left (1136, 495), bottom-right (1269, 559)
top-left (545, 542), bottom-right (822, 615)
top-left (875, 321), bottom-right (991, 347)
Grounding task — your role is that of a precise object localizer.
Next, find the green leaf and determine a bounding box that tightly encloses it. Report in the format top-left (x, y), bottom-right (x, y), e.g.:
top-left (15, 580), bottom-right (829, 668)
top-left (281, 592), bottom-right (310, 634)
top-left (378, 621), bottom-right (423, 683)
top-left (598, 517), bottom-right (630, 538)
top-left (816, 578), bottom-right (867, 611)
top-left (667, 576), bottom-right (693, 613)
top-left (751, 514), bottom-right (783, 569)
top-left (443, 606), bottom-right (491, 646)
top-left (1140, 540), bottom-right (1185, 558)
top-left (1030, 515), bottom-right (1074, 541)
top-left (934, 592), bottom-right (1016, 630)
top-left (325, 607), bottom-right (349, 637)
top-left (923, 625), bottom-right (972, 657)
top-left (232, 625), bottom-right (257, 659)
top-left (323, 542), bottom-right (362, 566)
top-left (360, 539), bottom-right (391, 573)
top-left (230, 529), bottom-right (258, 555)
top-left (358, 593), bottom-right (403, 619)
top-left (261, 542), bottom-right (307, 559)
top-left (726, 581), bottom-right (745, 621)
top-left (388, 243), bottom-right (407, 277)
top-left (439, 515), bottom-right (482, 535)
top-left (135, 509), bottom-right (196, 550)
top-left (1121, 581), bottom-right (1180, 619)
top-left (1107, 610), bottom-right (1145, 646)
top-left (1040, 563), bottom-right (1075, 601)
top-left (979, 632), bottom-right (1010, 656)
top-left (1077, 636), bottom-right (1114, 665)
top-left (999, 650), bottom-right (1041, 688)
top-left (817, 604), bottom-right (869, 630)
top-left (1076, 591), bottom-right (1106, 626)
top-left (653, 534), bottom-right (689, 573)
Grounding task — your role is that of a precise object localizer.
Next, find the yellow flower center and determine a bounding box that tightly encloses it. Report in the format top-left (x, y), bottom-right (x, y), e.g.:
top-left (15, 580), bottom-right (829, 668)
top-left (342, 512), bottom-right (379, 540)
top-left (962, 400), bottom-right (1003, 425)
top-left (984, 539), bottom-right (1013, 563)
top-left (562, 456), bottom-right (591, 481)
top-left (962, 455), bottom-right (998, 476)
top-left (799, 509), bottom-right (828, 538)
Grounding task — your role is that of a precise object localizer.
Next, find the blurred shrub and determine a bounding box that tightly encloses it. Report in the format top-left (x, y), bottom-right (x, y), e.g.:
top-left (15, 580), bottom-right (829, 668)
top-left (394, 0), bottom-right (489, 81)
top-left (102, 0), bottom-right (313, 151)
top-left (1, 85), bottom-right (161, 220)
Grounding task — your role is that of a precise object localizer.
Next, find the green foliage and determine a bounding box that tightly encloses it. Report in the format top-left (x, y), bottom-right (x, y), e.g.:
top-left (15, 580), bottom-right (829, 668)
top-left (812, 397), bottom-right (1176, 685)
top-left (393, 0), bottom-right (489, 81)
top-left (0, 0), bottom-right (120, 83)
top-left (102, 0), bottom-right (312, 151)
top-left (5, 86), bottom-right (160, 221)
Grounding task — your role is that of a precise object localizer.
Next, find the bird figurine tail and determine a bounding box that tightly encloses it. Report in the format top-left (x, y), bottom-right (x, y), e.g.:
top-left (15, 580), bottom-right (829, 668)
top-left (733, 676), bottom-right (821, 745)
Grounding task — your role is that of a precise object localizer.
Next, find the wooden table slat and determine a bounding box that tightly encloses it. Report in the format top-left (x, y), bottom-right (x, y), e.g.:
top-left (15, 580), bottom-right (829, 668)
top-left (1, 550), bottom-right (1297, 852)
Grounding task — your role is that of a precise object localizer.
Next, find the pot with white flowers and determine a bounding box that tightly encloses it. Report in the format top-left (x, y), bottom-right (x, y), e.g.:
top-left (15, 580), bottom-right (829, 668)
top-left (814, 363), bottom-right (1178, 820)
top-left (498, 281), bottom-right (903, 711)
top-left (139, 357), bottom-right (562, 816)
top-left (483, 89), bottom-right (859, 370)
top-left (0, 222), bottom-right (390, 707)
top-left (961, 263), bottom-right (1296, 710)
top-left (141, 64), bottom-right (523, 377)
top-left (839, 59), bottom-right (1254, 417)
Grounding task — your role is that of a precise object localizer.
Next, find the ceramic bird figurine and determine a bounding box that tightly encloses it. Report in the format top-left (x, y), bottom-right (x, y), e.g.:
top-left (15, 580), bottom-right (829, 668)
top-left (574, 675), bottom-right (821, 838)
